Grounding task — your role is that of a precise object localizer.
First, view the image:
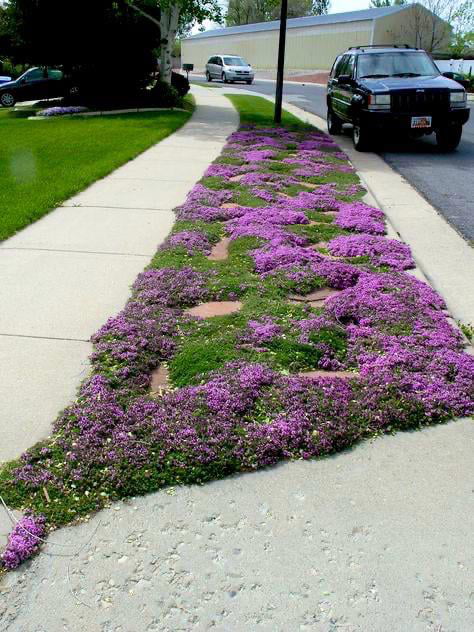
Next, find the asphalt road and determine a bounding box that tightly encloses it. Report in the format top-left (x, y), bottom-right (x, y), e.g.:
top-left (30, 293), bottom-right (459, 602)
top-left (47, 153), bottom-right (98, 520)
top-left (194, 76), bottom-right (474, 244)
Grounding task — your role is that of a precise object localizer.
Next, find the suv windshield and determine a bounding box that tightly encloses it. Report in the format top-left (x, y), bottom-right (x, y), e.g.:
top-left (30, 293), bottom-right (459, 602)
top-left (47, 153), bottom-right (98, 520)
top-left (223, 57), bottom-right (247, 66)
top-left (357, 52), bottom-right (439, 79)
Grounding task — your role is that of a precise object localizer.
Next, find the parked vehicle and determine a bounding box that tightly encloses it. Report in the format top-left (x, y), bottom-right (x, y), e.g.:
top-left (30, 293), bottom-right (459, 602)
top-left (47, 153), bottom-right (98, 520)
top-left (327, 45), bottom-right (470, 152)
top-left (0, 67), bottom-right (79, 107)
top-left (0, 76), bottom-right (12, 85)
top-left (440, 71), bottom-right (471, 91)
top-left (205, 55), bottom-right (254, 84)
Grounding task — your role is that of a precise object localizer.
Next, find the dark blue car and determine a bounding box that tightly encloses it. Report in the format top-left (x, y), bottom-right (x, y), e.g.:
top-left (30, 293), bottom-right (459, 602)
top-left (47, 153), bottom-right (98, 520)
top-left (0, 67), bottom-right (77, 107)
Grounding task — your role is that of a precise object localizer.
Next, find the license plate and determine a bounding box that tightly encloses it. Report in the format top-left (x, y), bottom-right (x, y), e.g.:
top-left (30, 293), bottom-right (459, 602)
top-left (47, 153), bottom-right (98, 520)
top-left (411, 116), bottom-right (432, 129)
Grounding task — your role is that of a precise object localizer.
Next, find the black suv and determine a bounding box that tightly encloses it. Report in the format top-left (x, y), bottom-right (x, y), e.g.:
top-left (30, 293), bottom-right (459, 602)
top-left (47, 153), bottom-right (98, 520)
top-left (327, 45), bottom-right (470, 152)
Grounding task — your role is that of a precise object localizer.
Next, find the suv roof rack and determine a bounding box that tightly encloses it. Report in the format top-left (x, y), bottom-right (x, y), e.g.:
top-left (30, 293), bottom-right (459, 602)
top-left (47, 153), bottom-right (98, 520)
top-left (349, 44), bottom-right (418, 50)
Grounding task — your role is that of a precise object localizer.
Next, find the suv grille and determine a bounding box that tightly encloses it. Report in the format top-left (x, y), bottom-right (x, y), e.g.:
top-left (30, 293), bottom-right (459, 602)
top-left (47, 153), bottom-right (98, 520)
top-left (391, 90), bottom-right (450, 113)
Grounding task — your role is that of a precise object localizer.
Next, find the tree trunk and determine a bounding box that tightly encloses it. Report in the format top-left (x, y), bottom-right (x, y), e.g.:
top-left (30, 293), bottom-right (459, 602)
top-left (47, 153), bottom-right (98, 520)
top-left (159, 5), bottom-right (180, 84)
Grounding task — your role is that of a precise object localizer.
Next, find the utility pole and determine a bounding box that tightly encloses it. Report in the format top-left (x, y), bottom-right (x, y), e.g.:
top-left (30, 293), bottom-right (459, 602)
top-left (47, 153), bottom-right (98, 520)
top-left (274, 0), bottom-right (288, 124)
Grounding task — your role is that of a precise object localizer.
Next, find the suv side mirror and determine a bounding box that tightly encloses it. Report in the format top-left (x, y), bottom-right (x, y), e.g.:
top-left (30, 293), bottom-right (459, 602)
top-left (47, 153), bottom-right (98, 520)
top-left (338, 74), bottom-right (352, 84)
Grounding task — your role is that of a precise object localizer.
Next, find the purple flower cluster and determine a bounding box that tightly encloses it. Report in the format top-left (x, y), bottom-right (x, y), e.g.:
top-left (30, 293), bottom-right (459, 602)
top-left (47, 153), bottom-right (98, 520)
top-left (335, 201), bottom-right (386, 235)
top-left (238, 317), bottom-right (282, 351)
top-left (162, 230), bottom-right (212, 255)
top-left (204, 163), bottom-right (241, 179)
top-left (243, 149), bottom-right (276, 162)
top-left (328, 234), bottom-right (415, 269)
top-left (91, 303), bottom-right (178, 388)
top-left (1, 513), bottom-right (46, 569)
top-left (38, 106), bottom-right (88, 117)
top-left (132, 267), bottom-right (209, 308)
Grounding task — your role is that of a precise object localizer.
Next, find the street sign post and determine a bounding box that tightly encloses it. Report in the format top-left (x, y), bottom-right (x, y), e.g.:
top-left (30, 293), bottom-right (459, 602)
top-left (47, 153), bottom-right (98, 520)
top-left (274, 0), bottom-right (288, 124)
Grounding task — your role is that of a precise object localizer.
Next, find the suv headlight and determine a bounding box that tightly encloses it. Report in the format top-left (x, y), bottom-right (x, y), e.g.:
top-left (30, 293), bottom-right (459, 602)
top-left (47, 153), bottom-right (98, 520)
top-left (450, 91), bottom-right (466, 107)
top-left (368, 94), bottom-right (391, 110)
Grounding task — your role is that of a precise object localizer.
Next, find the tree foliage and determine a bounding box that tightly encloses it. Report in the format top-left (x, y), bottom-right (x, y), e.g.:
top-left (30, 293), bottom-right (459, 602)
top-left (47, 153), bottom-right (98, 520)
top-left (402, 0), bottom-right (473, 52)
top-left (0, 0), bottom-right (158, 89)
top-left (226, 0), bottom-right (330, 27)
top-left (125, 0), bottom-right (222, 82)
top-left (370, 0), bottom-right (406, 8)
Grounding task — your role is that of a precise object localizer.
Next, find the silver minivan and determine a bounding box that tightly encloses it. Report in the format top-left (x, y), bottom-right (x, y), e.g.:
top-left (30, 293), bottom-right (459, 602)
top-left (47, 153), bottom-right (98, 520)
top-left (205, 55), bottom-right (254, 84)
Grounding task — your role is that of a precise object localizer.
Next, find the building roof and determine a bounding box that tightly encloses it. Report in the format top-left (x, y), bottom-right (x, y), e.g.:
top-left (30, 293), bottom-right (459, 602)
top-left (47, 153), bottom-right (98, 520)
top-left (185, 5), bottom-right (409, 40)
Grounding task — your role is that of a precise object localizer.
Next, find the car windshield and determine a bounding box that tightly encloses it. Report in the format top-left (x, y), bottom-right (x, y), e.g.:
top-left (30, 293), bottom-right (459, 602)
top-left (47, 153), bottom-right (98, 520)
top-left (223, 57), bottom-right (247, 66)
top-left (357, 52), bottom-right (439, 78)
top-left (18, 67), bottom-right (46, 81)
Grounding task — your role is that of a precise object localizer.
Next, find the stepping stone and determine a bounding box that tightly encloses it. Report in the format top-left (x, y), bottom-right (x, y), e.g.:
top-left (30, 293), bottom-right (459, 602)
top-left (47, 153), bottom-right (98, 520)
top-left (278, 193), bottom-right (292, 199)
top-left (150, 365), bottom-right (171, 394)
top-left (300, 182), bottom-right (318, 189)
top-left (186, 301), bottom-right (242, 318)
top-left (229, 174), bottom-right (244, 182)
top-left (289, 288), bottom-right (340, 302)
top-left (221, 203), bottom-right (240, 209)
top-left (312, 241), bottom-right (328, 249)
top-left (299, 370), bottom-right (358, 380)
top-left (208, 237), bottom-right (230, 261)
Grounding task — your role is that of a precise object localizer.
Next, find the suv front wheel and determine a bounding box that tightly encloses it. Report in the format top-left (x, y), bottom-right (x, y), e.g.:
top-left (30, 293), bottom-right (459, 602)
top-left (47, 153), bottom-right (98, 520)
top-left (436, 125), bottom-right (462, 152)
top-left (352, 123), bottom-right (372, 152)
top-left (327, 108), bottom-right (342, 135)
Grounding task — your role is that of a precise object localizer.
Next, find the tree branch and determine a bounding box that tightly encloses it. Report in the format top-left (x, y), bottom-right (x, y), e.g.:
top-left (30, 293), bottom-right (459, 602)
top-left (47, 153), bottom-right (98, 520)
top-left (125, 0), bottom-right (161, 28)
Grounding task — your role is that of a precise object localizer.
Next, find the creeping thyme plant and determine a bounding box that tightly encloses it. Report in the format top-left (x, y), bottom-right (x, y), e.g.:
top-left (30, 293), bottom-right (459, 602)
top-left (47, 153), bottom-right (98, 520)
top-left (1, 97), bottom-right (473, 569)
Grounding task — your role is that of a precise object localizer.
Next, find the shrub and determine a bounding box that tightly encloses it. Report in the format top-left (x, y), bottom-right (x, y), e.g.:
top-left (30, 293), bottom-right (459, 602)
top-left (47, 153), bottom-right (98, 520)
top-left (149, 81), bottom-right (181, 108)
top-left (171, 71), bottom-right (190, 96)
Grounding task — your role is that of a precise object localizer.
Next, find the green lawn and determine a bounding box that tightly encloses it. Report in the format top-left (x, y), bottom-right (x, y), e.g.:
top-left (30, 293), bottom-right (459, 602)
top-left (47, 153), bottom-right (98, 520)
top-left (0, 101), bottom-right (193, 241)
top-left (225, 93), bottom-right (313, 130)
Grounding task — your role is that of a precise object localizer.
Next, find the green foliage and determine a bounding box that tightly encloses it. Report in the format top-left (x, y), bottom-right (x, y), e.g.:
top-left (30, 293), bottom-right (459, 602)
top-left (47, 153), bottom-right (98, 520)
top-left (288, 221), bottom-right (346, 243)
top-left (150, 81), bottom-right (181, 107)
top-left (226, 94), bottom-right (315, 131)
top-left (169, 290), bottom-right (348, 386)
top-left (171, 71), bottom-right (190, 97)
top-left (458, 321), bottom-right (474, 341)
top-left (226, 0), bottom-right (329, 26)
top-left (370, 0), bottom-right (406, 7)
top-left (2, 0), bottom-right (158, 92)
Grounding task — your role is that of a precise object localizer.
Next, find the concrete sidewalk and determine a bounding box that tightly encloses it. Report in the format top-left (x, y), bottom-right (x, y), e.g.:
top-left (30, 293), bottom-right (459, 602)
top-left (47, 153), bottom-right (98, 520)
top-left (0, 90), bottom-right (239, 467)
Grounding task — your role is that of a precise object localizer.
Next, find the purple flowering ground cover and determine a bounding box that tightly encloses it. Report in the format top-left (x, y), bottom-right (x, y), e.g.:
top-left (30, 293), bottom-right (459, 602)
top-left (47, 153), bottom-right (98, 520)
top-left (1, 95), bottom-right (473, 570)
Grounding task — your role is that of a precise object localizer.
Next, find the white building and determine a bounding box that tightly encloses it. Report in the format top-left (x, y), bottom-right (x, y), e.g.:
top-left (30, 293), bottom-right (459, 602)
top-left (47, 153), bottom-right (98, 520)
top-left (182, 4), bottom-right (451, 72)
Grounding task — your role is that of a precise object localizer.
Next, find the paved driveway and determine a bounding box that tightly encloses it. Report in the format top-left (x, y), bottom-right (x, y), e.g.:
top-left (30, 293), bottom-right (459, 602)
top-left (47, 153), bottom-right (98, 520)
top-left (194, 77), bottom-right (474, 244)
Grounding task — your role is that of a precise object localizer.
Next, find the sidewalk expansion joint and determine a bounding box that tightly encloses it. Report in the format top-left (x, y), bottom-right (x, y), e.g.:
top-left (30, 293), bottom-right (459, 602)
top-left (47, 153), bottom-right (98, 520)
top-left (0, 332), bottom-right (90, 343)
top-left (108, 177), bottom-right (201, 183)
top-left (0, 246), bottom-right (152, 258)
top-left (64, 204), bottom-right (175, 212)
